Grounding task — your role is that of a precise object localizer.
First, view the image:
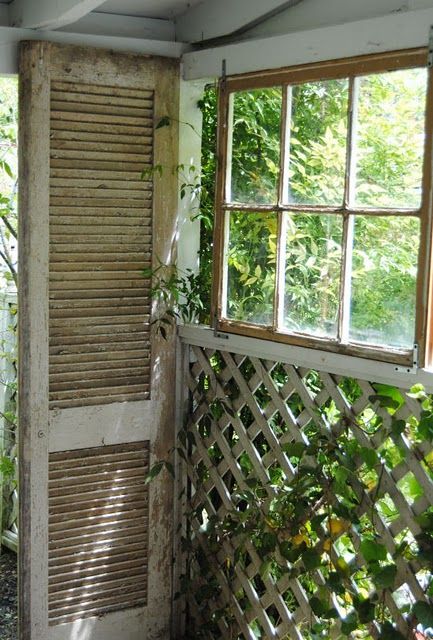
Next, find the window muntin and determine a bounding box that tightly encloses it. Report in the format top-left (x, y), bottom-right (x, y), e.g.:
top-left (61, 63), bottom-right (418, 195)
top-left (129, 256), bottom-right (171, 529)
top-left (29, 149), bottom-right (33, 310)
top-left (214, 50), bottom-right (432, 365)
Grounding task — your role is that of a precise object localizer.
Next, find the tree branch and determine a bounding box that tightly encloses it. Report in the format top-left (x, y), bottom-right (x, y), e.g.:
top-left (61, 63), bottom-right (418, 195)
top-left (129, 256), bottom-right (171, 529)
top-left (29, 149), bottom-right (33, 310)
top-left (1, 212), bottom-right (17, 241)
top-left (0, 249), bottom-right (17, 286)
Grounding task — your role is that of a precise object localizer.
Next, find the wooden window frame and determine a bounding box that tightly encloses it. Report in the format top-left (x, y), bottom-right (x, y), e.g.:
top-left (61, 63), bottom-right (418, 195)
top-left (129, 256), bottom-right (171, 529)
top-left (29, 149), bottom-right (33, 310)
top-left (212, 48), bottom-right (433, 367)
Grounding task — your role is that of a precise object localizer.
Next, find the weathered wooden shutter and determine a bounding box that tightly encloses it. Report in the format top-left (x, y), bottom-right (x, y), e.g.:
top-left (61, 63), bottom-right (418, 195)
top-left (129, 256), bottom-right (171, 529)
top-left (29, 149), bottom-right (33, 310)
top-left (19, 42), bottom-right (179, 640)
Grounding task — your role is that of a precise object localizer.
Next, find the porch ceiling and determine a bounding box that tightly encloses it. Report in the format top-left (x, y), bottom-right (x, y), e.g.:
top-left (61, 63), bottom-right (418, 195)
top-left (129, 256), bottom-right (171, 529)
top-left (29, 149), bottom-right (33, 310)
top-left (1, 0), bottom-right (308, 47)
top-left (97, 0), bottom-right (203, 20)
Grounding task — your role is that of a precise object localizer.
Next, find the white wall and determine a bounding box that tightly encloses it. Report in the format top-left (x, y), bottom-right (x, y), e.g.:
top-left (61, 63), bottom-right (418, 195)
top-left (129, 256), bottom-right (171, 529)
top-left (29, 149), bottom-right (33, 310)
top-left (176, 76), bottom-right (207, 276)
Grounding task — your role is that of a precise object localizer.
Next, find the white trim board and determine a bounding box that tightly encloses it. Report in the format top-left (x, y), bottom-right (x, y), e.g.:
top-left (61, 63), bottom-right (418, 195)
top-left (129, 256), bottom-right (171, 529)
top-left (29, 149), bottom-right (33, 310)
top-left (49, 400), bottom-right (159, 452)
top-left (179, 325), bottom-right (433, 392)
top-left (49, 606), bottom-right (150, 640)
top-left (0, 25), bottom-right (186, 75)
top-left (182, 7), bottom-right (433, 80)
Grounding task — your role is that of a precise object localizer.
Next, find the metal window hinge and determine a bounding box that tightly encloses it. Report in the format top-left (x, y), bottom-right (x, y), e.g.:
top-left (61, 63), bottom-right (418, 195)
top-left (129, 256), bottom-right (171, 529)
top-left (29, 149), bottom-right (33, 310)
top-left (428, 26), bottom-right (433, 67)
top-left (213, 313), bottom-right (229, 340)
top-left (394, 343), bottom-right (419, 374)
top-left (221, 59), bottom-right (227, 91)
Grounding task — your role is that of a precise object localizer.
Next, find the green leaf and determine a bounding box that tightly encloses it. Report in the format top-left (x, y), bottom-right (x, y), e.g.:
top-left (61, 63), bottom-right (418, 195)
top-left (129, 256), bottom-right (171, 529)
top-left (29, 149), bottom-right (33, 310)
top-left (309, 596), bottom-right (327, 617)
top-left (359, 446), bottom-right (379, 470)
top-left (326, 572), bottom-right (345, 595)
top-left (371, 384), bottom-right (404, 407)
top-left (412, 600), bottom-right (433, 627)
top-left (354, 597), bottom-right (376, 623)
top-left (408, 383), bottom-right (426, 399)
top-left (417, 412), bottom-right (433, 441)
top-left (335, 556), bottom-right (351, 578)
top-left (378, 622), bottom-right (406, 640)
top-left (333, 465), bottom-right (350, 486)
top-left (310, 513), bottom-right (328, 532)
top-left (259, 559), bottom-right (272, 579)
top-left (261, 531), bottom-right (278, 556)
top-left (322, 607), bottom-right (338, 620)
top-left (279, 541), bottom-right (293, 560)
top-left (372, 564), bottom-right (397, 589)
top-left (283, 442), bottom-right (306, 458)
top-left (0, 456), bottom-right (14, 477)
top-left (0, 159), bottom-right (13, 178)
top-left (369, 394), bottom-right (400, 410)
top-left (391, 419), bottom-right (406, 437)
top-left (302, 548), bottom-right (322, 571)
top-left (360, 539), bottom-right (387, 562)
top-left (145, 461), bottom-right (164, 484)
top-left (278, 540), bottom-right (304, 562)
top-left (341, 611), bottom-right (359, 635)
top-left (155, 115), bottom-right (171, 129)
top-left (164, 461), bottom-right (175, 478)
top-left (415, 510), bottom-right (433, 530)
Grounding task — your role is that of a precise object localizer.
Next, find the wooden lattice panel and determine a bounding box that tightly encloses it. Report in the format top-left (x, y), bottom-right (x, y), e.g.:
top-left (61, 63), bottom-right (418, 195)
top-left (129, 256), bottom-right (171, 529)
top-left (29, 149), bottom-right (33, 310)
top-left (49, 80), bottom-right (153, 408)
top-left (184, 345), bottom-right (433, 639)
top-left (48, 442), bottom-right (149, 625)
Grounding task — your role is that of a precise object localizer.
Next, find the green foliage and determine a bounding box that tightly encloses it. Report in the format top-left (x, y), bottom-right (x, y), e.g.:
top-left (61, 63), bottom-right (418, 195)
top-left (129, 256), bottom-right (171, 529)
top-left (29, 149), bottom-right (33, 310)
top-left (226, 211), bottom-right (276, 323)
top-left (0, 78), bottom-right (18, 287)
top-left (148, 372), bottom-right (433, 639)
top-left (0, 79), bottom-right (18, 541)
top-left (141, 90), bottom-right (219, 330)
top-left (413, 600), bottom-right (433, 627)
top-left (231, 87), bottom-right (282, 204)
top-left (0, 454), bottom-right (14, 478)
top-left (143, 259), bottom-right (206, 338)
top-left (196, 85), bottom-right (218, 323)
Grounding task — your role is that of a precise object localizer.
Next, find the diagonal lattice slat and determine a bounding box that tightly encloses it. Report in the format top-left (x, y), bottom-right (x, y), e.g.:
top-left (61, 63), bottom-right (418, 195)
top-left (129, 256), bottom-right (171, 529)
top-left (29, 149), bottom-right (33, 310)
top-left (182, 345), bottom-right (433, 639)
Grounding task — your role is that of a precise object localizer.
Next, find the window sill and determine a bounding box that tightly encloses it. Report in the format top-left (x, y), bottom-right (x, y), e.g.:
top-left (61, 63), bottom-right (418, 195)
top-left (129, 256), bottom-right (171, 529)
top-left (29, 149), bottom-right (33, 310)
top-left (217, 319), bottom-right (415, 368)
top-left (178, 324), bottom-right (433, 392)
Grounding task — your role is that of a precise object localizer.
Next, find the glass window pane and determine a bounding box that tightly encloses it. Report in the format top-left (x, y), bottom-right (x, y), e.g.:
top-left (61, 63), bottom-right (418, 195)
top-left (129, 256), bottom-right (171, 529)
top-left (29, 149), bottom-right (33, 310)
top-left (286, 79), bottom-right (349, 206)
top-left (282, 213), bottom-right (343, 338)
top-left (349, 216), bottom-right (420, 349)
top-left (225, 211), bottom-right (277, 324)
top-left (229, 88), bottom-right (282, 205)
top-left (354, 68), bottom-right (427, 209)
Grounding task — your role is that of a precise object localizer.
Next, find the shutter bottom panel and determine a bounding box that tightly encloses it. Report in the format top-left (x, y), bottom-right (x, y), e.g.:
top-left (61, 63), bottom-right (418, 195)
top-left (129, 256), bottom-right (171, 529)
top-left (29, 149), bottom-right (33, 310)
top-left (48, 442), bottom-right (149, 626)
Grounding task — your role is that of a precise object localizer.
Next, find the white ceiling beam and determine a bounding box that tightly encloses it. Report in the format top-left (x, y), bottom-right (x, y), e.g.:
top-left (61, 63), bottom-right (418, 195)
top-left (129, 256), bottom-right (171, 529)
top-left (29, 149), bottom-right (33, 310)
top-left (175, 0), bottom-right (303, 43)
top-left (0, 26), bottom-right (186, 74)
top-left (58, 12), bottom-right (176, 41)
top-left (9, 0), bottom-right (107, 30)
